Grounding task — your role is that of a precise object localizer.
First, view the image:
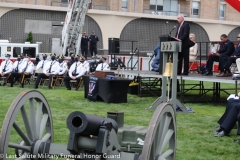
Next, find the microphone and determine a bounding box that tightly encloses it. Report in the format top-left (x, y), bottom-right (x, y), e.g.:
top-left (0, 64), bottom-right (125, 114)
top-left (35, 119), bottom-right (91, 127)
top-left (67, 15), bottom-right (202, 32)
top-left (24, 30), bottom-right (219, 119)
top-left (169, 26), bottom-right (176, 36)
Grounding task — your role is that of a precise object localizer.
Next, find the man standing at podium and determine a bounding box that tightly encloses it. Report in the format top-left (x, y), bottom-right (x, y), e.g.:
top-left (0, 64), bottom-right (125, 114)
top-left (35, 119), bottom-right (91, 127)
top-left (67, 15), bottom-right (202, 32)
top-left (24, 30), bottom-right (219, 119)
top-left (175, 14), bottom-right (193, 75)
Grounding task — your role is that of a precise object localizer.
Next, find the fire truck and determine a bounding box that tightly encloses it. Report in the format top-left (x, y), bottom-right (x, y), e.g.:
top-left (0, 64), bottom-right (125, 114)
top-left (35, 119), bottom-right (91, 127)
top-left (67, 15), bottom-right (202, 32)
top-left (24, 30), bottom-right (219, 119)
top-left (0, 40), bottom-right (41, 63)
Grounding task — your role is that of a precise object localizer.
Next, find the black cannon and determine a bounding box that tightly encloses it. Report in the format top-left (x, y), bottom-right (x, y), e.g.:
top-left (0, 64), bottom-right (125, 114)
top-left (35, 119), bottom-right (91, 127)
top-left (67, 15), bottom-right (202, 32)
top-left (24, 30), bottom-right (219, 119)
top-left (0, 90), bottom-right (176, 160)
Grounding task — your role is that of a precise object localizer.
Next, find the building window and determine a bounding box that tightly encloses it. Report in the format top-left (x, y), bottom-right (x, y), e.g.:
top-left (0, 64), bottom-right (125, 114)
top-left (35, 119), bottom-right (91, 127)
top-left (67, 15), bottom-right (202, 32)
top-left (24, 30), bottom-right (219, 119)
top-left (13, 47), bottom-right (21, 58)
top-left (23, 47), bottom-right (36, 58)
top-left (150, 0), bottom-right (163, 11)
top-left (220, 3), bottom-right (226, 18)
top-left (122, 0), bottom-right (128, 9)
top-left (192, 1), bottom-right (199, 16)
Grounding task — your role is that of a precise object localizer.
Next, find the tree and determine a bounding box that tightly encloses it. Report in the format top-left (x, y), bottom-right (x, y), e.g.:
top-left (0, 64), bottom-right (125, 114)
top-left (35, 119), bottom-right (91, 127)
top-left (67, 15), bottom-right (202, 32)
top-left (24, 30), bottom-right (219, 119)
top-left (26, 31), bottom-right (33, 43)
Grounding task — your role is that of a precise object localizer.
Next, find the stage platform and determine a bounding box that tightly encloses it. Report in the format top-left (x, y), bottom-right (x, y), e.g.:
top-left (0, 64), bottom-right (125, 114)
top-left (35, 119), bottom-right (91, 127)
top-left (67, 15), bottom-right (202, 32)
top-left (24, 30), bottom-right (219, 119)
top-left (112, 70), bottom-right (239, 102)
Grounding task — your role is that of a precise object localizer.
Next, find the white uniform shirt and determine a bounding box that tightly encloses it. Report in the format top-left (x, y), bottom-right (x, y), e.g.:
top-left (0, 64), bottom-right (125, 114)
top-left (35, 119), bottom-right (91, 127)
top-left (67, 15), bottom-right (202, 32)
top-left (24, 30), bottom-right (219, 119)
top-left (0, 60), bottom-right (13, 74)
top-left (59, 61), bottom-right (68, 75)
top-left (82, 60), bottom-right (90, 73)
top-left (95, 62), bottom-right (110, 71)
top-left (13, 60), bottom-right (24, 72)
top-left (69, 61), bottom-right (86, 78)
top-left (43, 60), bottom-right (60, 75)
top-left (19, 61), bottom-right (34, 74)
top-left (36, 59), bottom-right (49, 70)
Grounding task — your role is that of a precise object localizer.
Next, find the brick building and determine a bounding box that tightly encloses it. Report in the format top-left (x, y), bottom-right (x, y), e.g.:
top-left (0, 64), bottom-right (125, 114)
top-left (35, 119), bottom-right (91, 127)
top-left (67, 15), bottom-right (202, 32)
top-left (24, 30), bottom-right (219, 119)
top-left (0, 0), bottom-right (239, 54)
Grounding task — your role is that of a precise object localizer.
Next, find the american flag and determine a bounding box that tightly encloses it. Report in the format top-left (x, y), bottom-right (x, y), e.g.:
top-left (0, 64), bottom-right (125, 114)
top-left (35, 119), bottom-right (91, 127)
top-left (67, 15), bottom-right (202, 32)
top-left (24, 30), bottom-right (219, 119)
top-left (88, 82), bottom-right (96, 94)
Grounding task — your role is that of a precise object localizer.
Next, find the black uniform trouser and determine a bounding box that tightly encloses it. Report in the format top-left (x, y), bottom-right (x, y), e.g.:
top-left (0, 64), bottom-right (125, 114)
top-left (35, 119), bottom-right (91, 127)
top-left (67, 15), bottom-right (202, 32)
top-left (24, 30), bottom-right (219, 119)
top-left (218, 99), bottom-right (240, 133)
top-left (207, 54), bottom-right (228, 72)
top-left (237, 114), bottom-right (240, 135)
top-left (35, 73), bottom-right (57, 87)
top-left (64, 76), bottom-right (82, 89)
top-left (218, 99), bottom-right (236, 125)
top-left (20, 73), bottom-right (31, 86)
top-left (81, 46), bottom-right (88, 58)
top-left (10, 72), bottom-right (31, 87)
top-left (0, 73), bottom-right (11, 84)
top-left (9, 72), bottom-right (21, 86)
top-left (177, 47), bottom-right (189, 74)
top-left (90, 46), bottom-right (97, 57)
top-left (222, 57), bottom-right (237, 72)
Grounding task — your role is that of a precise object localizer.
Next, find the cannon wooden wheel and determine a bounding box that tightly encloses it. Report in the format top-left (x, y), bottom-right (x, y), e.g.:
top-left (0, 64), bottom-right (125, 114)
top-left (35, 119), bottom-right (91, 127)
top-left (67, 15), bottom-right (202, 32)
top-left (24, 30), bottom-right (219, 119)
top-left (141, 103), bottom-right (176, 160)
top-left (0, 90), bottom-right (53, 160)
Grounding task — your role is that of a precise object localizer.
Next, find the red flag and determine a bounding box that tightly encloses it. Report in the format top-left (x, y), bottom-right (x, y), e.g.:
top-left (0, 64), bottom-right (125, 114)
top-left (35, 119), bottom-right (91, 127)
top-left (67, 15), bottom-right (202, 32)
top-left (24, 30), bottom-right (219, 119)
top-left (226, 0), bottom-right (240, 12)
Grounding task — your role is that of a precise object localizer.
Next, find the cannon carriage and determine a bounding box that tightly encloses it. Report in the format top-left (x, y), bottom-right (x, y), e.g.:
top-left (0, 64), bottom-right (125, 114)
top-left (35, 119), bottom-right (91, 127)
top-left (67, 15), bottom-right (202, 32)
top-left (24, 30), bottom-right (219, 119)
top-left (0, 90), bottom-right (176, 160)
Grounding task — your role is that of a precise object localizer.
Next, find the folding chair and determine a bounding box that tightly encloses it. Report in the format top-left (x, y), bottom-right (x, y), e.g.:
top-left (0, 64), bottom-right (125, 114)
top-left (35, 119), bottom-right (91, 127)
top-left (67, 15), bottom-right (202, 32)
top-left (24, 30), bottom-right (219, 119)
top-left (189, 51), bottom-right (199, 73)
top-left (70, 78), bottom-right (84, 90)
top-left (0, 77), bottom-right (6, 85)
top-left (55, 71), bottom-right (67, 88)
top-left (23, 72), bottom-right (33, 86)
top-left (41, 75), bottom-right (58, 89)
top-left (33, 68), bottom-right (43, 82)
top-left (230, 63), bottom-right (238, 74)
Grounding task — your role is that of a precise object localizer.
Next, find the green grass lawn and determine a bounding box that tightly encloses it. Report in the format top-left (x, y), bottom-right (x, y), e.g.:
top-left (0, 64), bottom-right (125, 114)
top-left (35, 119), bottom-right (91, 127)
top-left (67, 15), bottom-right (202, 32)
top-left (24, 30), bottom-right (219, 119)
top-left (0, 82), bottom-right (240, 160)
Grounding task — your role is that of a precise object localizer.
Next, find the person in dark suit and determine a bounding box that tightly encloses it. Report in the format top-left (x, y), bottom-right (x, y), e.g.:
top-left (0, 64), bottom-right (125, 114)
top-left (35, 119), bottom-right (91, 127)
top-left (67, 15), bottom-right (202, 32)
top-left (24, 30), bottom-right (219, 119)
top-left (218, 34), bottom-right (240, 77)
top-left (175, 14), bottom-right (193, 75)
top-left (214, 97), bottom-right (240, 137)
top-left (89, 31), bottom-right (99, 57)
top-left (81, 31), bottom-right (89, 58)
top-left (205, 34), bottom-right (235, 76)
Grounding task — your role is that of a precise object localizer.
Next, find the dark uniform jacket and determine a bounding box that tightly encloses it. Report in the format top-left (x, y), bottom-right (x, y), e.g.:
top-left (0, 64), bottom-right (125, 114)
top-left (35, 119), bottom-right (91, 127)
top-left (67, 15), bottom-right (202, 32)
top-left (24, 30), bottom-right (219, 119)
top-left (89, 35), bottom-right (99, 46)
top-left (232, 43), bottom-right (240, 57)
top-left (218, 40), bottom-right (235, 56)
top-left (81, 36), bottom-right (89, 47)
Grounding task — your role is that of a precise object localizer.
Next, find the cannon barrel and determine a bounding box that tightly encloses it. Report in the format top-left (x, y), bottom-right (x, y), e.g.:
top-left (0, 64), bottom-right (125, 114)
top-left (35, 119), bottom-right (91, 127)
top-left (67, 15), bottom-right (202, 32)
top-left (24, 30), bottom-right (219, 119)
top-left (66, 111), bottom-right (118, 136)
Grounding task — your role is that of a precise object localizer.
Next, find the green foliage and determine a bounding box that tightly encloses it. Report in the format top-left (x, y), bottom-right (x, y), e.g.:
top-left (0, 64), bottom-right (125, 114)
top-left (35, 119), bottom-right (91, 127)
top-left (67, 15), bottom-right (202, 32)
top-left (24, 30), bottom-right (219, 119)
top-left (0, 81), bottom-right (239, 160)
top-left (26, 31), bottom-right (33, 43)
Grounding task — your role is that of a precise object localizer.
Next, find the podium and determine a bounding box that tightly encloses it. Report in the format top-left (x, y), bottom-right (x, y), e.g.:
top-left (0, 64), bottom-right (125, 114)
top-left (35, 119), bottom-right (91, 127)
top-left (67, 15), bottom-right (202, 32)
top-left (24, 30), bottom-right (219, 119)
top-left (147, 40), bottom-right (188, 113)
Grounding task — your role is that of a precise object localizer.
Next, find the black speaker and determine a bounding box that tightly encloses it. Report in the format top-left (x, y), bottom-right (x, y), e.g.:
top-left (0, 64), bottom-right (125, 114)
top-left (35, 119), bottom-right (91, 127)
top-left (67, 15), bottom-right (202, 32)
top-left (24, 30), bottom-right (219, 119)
top-left (108, 38), bottom-right (120, 54)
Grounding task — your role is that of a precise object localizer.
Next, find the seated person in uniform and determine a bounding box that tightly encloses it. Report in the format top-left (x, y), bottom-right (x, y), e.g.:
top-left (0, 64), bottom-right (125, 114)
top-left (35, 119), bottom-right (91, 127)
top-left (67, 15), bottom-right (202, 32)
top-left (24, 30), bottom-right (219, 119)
top-left (64, 54), bottom-right (86, 90)
top-left (151, 42), bottom-right (160, 72)
top-left (218, 34), bottom-right (240, 77)
top-left (10, 54), bottom-right (34, 88)
top-left (89, 56), bottom-right (99, 74)
top-left (0, 54), bottom-right (13, 86)
top-left (34, 55), bottom-right (40, 66)
top-left (204, 34), bottom-right (235, 76)
top-left (114, 57), bottom-right (126, 69)
top-left (214, 95), bottom-right (240, 137)
top-left (13, 54), bottom-right (24, 73)
top-left (95, 56), bottom-right (110, 71)
top-left (36, 53), bottom-right (48, 70)
top-left (34, 53), bottom-right (60, 89)
top-left (67, 53), bottom-right (75, 70)
top-left (58, 55), bottom-right (68, 77)
top-left (80, 55), bottom-right (90, 74)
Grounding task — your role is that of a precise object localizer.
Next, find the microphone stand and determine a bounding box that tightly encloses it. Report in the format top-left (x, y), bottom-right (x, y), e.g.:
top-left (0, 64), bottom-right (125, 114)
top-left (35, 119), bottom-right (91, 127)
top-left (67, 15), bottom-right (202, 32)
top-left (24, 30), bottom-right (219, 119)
top-left (168, 27), bottom-right (176, 38)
